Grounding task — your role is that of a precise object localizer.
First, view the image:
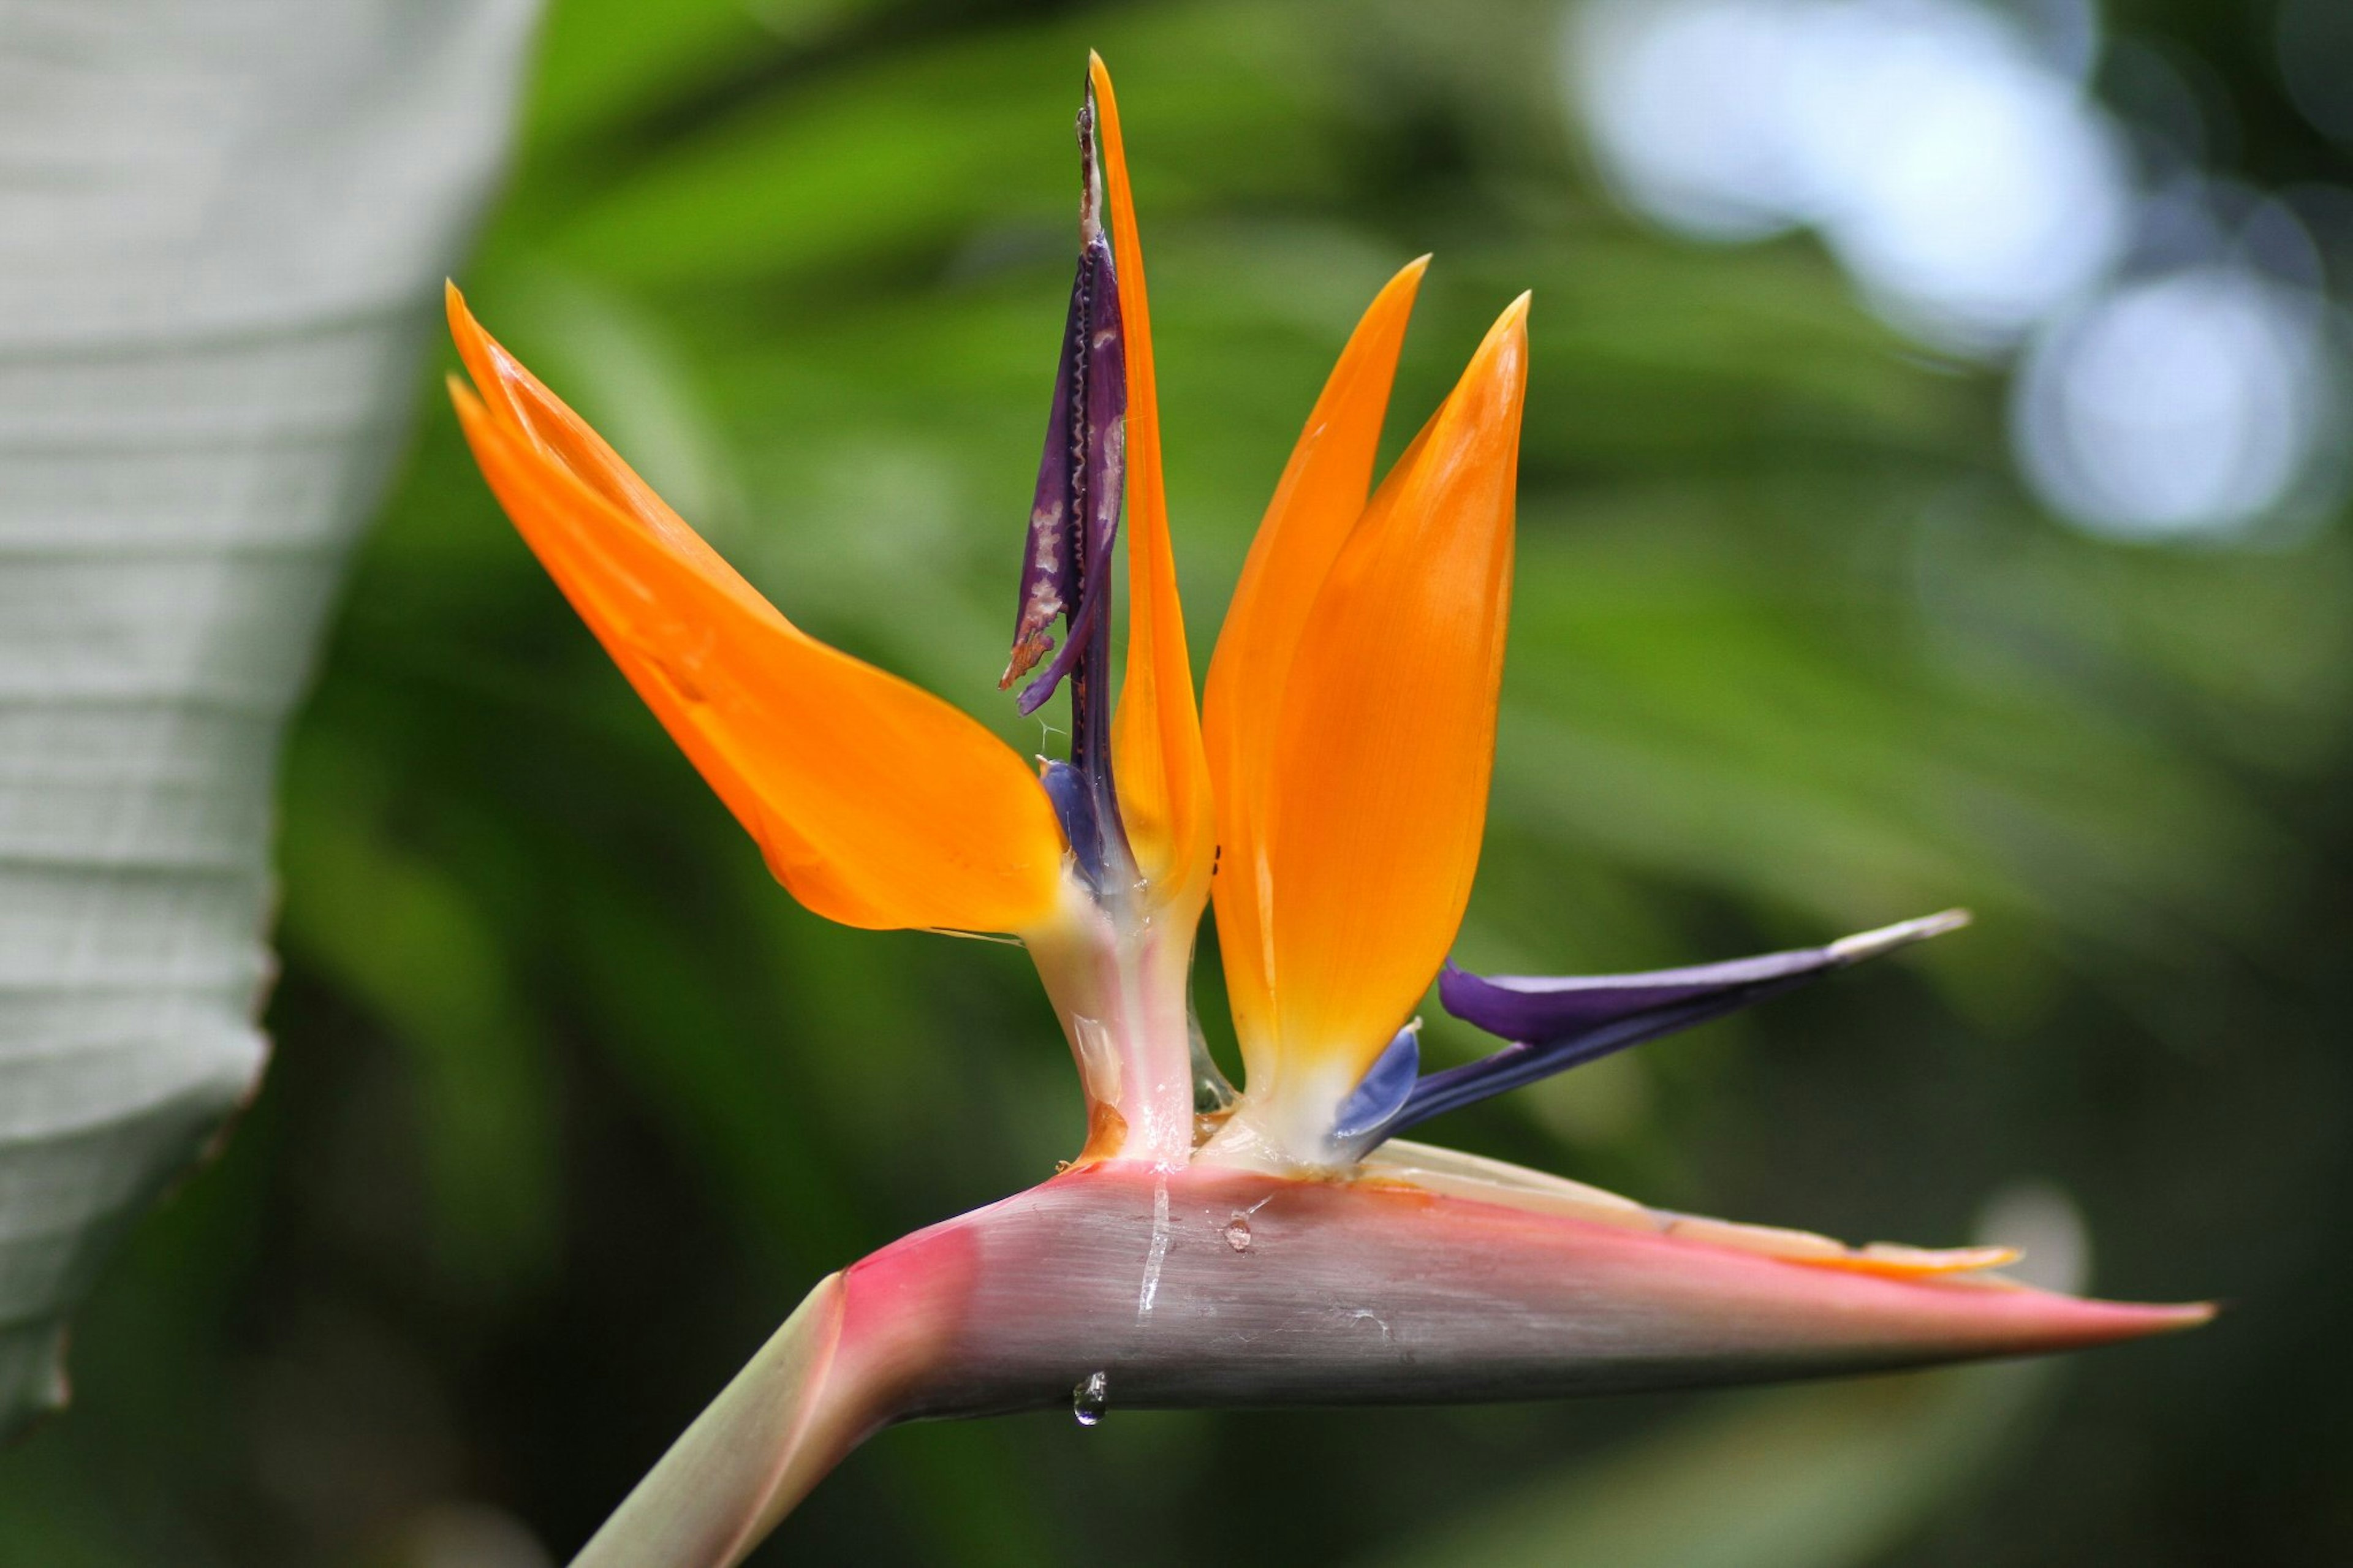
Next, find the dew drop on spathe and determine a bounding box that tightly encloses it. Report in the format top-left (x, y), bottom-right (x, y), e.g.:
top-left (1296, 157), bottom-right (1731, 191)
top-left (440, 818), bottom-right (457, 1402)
top-left (1071, 1369), bottom-right (1109, 1427)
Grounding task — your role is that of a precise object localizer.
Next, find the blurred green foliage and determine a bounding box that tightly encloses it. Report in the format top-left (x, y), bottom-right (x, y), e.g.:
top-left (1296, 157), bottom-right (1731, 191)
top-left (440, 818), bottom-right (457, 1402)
top-left (2, 0), bottom-right (2346, 1563)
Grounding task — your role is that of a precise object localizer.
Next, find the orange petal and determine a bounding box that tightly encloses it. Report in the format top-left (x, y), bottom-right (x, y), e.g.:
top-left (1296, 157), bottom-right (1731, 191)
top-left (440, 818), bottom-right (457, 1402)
top-left (1259, 295), bottom-right (1529, 1107)
top-left (1202, 257), bottom-right (1430, 1068)
top-left (447, 287), bottom-right (1068, 934)
top-left (1088, 54), bottom-right (1214, 907)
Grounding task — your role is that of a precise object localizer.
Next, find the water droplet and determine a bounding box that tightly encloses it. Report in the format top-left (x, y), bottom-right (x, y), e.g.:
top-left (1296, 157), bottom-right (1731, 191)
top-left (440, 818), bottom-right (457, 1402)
top-left (1222, 1216), bottom-right (1253, 1252)
top-left (1071, 1369), bottom-right (1109, 1427)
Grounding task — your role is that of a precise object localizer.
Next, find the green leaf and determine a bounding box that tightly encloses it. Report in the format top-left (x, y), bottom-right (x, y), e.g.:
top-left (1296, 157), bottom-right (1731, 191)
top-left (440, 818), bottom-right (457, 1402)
top-left (1360, 1362), bottom-right (2053, 1568)
top-left (531, 0), bottom-right (1330, 285)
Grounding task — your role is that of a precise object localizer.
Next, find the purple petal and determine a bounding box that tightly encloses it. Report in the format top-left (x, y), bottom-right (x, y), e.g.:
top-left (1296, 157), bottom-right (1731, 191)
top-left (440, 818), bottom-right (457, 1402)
top-left (1388, 912), bottom-right (1971, 1138)
top-left (1001, 279), bottom-right (1085, 694)
top-left (1038, 759), bottom-right (1107, 884)
top-left (1060, 225), bottom-right (1124, 798)
top-left (1010, 232), bottom-right (1124, 724)
top-left (1006, 91), bottom-right (1134, 889)
top-left (1330, 1024), bottom-right (1420, 1151)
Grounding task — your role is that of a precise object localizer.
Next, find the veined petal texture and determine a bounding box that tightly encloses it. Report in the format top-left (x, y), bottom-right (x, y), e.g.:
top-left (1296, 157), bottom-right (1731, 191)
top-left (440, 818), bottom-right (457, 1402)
top-left (449, 290), bottom-right (1068, 936)
top-left (1203, 259), bottom-right (1427, 1069)
top-left (1256, 296), bottom-right (1529, 1114)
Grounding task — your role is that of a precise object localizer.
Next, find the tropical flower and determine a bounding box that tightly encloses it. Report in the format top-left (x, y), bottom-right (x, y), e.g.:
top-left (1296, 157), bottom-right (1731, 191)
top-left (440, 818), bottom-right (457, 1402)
top-left (448, 55), bottom-right (2207, 1568)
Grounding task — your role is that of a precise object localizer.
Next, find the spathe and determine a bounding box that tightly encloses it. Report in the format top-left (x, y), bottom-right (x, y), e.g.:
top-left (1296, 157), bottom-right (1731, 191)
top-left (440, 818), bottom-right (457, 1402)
top-left (571, 1158), bottom-right (2208, 1568)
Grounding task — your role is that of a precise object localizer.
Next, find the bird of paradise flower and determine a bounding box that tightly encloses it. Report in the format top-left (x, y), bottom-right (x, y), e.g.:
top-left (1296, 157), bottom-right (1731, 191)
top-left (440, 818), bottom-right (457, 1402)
top-left (446, 55), bottom-right (2207, 1568)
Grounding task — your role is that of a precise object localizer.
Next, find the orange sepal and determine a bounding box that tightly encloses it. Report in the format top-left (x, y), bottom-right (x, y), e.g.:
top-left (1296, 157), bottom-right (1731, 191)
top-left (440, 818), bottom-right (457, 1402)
top-left (446, 286), bottom-right (1069, 936)
top-left (1088, 55), bottom-right (1215, 908)
top-left (1259, 295), bottom-right (1530, 1095)
top-left (1202, 257), bottom-right (1430, 1070)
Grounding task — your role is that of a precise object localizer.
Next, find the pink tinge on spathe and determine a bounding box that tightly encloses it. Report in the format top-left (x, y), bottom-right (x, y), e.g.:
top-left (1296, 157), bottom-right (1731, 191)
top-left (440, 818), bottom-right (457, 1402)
top-left (568, 1160), bottom-right (2207, 1568)
top-left (836, 1162), bottom-right (2211, 1419)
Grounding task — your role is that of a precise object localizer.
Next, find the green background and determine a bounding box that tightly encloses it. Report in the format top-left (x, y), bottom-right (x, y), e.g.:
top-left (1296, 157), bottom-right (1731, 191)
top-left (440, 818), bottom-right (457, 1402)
top-left (4, 0), bottom-right (2344, 1562)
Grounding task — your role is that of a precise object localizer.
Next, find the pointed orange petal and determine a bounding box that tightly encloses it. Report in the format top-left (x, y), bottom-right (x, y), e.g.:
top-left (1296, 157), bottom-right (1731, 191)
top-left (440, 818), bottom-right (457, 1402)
top-left (447, 289), bottom-right (1067, 934)
top-left (1088, 54), bottom-right (1214, 906)
top-left (1259, 296), bottom-right (1529, 1115)
top-left (1201, 258), bottom-right (1429, 1070)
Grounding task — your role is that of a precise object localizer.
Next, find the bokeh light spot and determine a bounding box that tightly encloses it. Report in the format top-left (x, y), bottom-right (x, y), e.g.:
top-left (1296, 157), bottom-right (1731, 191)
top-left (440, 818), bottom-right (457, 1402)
top-left (2011, 265), bottom-right (2338, 542)
top-left (1571, 0), bottom-right (2129, 354)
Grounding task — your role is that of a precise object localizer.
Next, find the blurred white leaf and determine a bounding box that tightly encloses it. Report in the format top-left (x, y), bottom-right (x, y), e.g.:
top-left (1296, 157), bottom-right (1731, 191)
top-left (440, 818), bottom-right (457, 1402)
top-left (0, 0), bottom-right (539, 1433)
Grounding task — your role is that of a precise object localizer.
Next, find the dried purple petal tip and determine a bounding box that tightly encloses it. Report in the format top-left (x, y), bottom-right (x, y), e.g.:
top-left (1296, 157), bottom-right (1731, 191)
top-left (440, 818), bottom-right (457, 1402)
top-left (1012, 555), bottom-right (1103, 716)
top-left (1001, 630), bottom-right (1059, 692)
top-left (1367, 911), bottom-right (1970, 1146)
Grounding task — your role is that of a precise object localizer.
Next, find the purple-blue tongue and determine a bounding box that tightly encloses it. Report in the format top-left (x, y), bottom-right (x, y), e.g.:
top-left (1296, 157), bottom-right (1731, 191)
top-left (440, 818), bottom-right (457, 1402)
top-left (1349, 911), bottom-right (1969, 1149)
top-left (1330, 1025), bottom-right (1421, 1152)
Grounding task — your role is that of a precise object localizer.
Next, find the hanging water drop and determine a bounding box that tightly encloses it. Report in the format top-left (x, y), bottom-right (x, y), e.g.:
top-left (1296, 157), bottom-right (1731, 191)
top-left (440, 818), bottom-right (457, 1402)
top-left (1222, 1215), bottom-right (1253, 1252)
top-left (1071, 1369), bottom-right (1109, 1427)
